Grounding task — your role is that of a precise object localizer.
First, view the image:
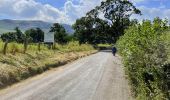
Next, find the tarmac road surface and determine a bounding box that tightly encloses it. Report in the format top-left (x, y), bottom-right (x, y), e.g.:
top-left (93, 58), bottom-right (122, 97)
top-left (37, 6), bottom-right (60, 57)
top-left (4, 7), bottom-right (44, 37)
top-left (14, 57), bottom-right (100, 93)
top-left (0, 51), bottom-right (132, 100)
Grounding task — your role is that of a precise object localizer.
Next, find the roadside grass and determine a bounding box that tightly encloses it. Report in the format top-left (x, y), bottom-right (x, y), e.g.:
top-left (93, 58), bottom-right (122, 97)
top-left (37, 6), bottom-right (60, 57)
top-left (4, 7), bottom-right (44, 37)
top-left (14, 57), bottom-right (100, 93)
top-left (0, 40), bottom-right (48, 53)
top-left (0, 41), bottom-right (97, 89)
top-left (97, 43), bottom-right (112, 48)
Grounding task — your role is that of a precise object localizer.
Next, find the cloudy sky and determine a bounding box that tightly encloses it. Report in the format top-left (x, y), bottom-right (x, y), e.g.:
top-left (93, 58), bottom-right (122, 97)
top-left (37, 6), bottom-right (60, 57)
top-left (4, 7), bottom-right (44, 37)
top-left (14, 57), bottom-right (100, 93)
top-left (0, 0), bottom-right (170, 25)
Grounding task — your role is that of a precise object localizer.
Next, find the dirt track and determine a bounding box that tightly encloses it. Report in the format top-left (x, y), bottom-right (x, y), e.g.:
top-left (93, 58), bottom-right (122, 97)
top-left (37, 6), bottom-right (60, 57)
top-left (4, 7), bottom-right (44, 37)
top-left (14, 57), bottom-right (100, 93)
top-left (0, 51), bottom-right (132, 100)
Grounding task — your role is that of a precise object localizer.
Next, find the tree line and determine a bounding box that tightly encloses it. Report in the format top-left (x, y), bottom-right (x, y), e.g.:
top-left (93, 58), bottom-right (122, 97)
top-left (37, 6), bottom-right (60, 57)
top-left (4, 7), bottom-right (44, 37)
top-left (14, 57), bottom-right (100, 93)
top-left (1, 0), bottom-right (142, 45)
top-left (0, 23), bottom-right (74, 44)
top-left (0, 23), bottom-right (75, 54)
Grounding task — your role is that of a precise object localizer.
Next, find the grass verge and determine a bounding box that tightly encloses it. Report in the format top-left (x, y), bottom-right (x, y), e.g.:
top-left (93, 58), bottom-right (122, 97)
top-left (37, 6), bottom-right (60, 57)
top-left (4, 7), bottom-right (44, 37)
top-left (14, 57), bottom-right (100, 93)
top-left (0, 41), bottom-right (97, 89)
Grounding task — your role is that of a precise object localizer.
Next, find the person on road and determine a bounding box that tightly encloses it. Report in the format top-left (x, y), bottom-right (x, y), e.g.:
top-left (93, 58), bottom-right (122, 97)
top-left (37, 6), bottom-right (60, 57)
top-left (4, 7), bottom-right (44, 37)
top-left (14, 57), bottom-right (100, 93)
top-left (112, 46), bottom-right (117, 56)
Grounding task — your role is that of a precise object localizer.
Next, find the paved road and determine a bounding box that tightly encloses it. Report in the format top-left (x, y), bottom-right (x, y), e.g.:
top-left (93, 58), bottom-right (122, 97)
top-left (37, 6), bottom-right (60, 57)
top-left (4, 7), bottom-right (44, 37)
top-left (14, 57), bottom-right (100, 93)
top-left (0, 51), bottom-right (132, 100)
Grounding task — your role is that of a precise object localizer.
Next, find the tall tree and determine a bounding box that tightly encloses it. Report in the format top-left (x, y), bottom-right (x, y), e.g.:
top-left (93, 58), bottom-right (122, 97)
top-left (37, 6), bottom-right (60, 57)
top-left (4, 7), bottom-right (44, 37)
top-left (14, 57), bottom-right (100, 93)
top-left (35, 28), bottom-right (44, 42)
top-left (73, 17), bottom-right (94, 44)
top-left (25, 28), bottom-right (44, 43)
top-left (73, 16), bottom-right (113, 44)
top-left (50, 23), bottom-right (68, 44)
top-left (76, 0), bottom-right (141, 43)
top-left (98, 0), bottom-right (141, 36)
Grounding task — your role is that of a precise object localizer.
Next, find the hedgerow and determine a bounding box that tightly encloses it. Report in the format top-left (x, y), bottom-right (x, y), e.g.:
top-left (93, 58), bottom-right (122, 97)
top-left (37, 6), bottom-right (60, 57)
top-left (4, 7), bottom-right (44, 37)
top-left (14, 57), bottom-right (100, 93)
top-left (117, 17), bottom-right (170, 99)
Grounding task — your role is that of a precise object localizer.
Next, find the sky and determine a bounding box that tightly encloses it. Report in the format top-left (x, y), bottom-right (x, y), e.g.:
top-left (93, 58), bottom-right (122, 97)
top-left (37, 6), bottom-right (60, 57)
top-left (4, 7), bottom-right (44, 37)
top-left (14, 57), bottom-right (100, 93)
top-left (0, 0), bottom-right (170, 25)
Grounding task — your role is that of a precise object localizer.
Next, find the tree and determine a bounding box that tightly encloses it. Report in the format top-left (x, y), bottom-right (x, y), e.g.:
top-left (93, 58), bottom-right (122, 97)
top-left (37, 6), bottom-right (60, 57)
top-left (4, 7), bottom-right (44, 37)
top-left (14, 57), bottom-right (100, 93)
top-left (1, 32), bottom-right (17, 42)
top-left (73, 15), bottom-right (114, 44)
top-left (65, 34), bottom-right (76, 42)
top-left (25, 28), bottom-right (44, 43)
top-left (98, 0), bottom-right (141, 36)
top-left (1, 27), bottom-right (25, 43)
top-left (1, 32), bottom-right (18, 55)
top-left (25, 29), bottom-right (36, 42)
top-left (15, 27), bottom-right (24, 43)
top-left (35, 28), bottom-right (44, 42)
top-left (74, 0), bottom-right (141, 44)
top-left (130, 19), bottom-right (139, 26)
top-left (73, 17), bottom-right (94, 44)
top-left (153, 17), bottom-right (168, 32)
top-left (117, 18), bottom-right (169, 99)
top-left (50, 23), bottom-right (68, 44)
top-left (93, 18), bottom-right (113, 43)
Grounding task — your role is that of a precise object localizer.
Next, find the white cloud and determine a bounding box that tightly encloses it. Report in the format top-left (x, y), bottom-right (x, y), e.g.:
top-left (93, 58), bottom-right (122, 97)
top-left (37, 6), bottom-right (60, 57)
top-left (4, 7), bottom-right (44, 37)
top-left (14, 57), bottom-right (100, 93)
top-left (0, 0), bottom-right (169, 25)
top-left (0, 0), bottom-right (104, 24)
top-left (131, 6), bottom-right (170, 22)
top-left (63, 0), bottom-right (104, 24)
top-left (0, 0), bottom-right (68, 24)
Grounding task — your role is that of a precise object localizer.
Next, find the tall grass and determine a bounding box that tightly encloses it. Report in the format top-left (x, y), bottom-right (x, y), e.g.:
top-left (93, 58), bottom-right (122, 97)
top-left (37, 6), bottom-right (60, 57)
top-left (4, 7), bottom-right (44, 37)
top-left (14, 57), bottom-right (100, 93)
top-left (0, 41), bottom-right (94, 54)
top-left (0, 40), bottom-right (96, 89)
top-left (0, 41), bottom-right (49, 53)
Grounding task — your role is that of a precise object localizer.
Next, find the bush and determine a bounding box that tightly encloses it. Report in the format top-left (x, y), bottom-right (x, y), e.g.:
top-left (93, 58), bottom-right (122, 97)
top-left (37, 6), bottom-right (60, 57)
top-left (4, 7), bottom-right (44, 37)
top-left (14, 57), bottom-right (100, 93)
top-left (117, 18), bottom-right (169, 99)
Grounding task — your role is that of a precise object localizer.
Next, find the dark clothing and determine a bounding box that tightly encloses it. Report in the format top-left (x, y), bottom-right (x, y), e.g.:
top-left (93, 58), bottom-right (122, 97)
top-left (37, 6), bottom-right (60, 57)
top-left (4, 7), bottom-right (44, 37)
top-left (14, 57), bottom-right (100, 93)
top-left (112, 47), bottom-right (117, 56)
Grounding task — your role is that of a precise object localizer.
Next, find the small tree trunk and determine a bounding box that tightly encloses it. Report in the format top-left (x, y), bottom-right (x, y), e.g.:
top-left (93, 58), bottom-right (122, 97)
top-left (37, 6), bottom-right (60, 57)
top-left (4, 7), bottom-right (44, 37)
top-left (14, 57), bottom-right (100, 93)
top-left (52, 42), bottom-right (55, 50)
top-left (47, 43), bottom-right (52, 50)
top-left (3, 41), bottom-right (8, 55)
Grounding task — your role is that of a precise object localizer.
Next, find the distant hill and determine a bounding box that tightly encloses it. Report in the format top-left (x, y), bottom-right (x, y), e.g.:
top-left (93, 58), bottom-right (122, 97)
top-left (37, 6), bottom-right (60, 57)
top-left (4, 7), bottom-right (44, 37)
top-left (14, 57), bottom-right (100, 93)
top-left (0, 19), bottom-right (74, 34)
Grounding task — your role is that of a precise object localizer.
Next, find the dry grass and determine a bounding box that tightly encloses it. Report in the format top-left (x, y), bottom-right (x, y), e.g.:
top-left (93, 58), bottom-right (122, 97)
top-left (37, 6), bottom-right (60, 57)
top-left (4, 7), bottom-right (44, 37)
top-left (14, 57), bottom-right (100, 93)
top-left (0, 41), bottom-right (97, 89)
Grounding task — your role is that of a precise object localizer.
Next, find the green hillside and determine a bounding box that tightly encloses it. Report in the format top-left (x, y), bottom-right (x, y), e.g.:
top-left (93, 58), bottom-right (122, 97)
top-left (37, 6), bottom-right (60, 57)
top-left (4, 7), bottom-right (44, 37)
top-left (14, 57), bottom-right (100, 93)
top-left (0, 19), bottom-right (74, 34)
top-left (0, 28), bottom-right (15, 34)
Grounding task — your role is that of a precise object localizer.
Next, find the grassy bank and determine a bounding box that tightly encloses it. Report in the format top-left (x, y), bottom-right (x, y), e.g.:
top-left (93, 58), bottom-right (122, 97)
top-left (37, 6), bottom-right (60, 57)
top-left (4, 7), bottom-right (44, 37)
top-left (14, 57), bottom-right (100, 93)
top-left (0, 41), bottom-right (97, 89)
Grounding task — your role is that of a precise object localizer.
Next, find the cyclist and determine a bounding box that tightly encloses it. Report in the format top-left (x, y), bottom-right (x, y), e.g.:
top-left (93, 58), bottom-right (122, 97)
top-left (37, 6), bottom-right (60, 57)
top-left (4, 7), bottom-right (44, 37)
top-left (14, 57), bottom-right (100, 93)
top-left (112, 47), bottom-right (117, 56)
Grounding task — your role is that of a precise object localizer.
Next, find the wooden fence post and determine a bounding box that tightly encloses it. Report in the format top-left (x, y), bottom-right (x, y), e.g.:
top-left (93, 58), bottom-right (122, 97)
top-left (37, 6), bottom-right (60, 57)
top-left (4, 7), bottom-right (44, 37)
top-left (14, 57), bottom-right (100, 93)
top-left (3, 41), bottom-right (8, 55)
top-left (38, 42), bottom-right (41, 51)
top-left (23, 38), bottom-right (28, 53)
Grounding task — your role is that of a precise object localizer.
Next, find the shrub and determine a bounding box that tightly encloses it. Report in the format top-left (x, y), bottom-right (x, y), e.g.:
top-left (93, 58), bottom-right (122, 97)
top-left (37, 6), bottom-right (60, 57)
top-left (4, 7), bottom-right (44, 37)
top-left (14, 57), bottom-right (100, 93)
top-left (117, 18), bottom-right (169, 99)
